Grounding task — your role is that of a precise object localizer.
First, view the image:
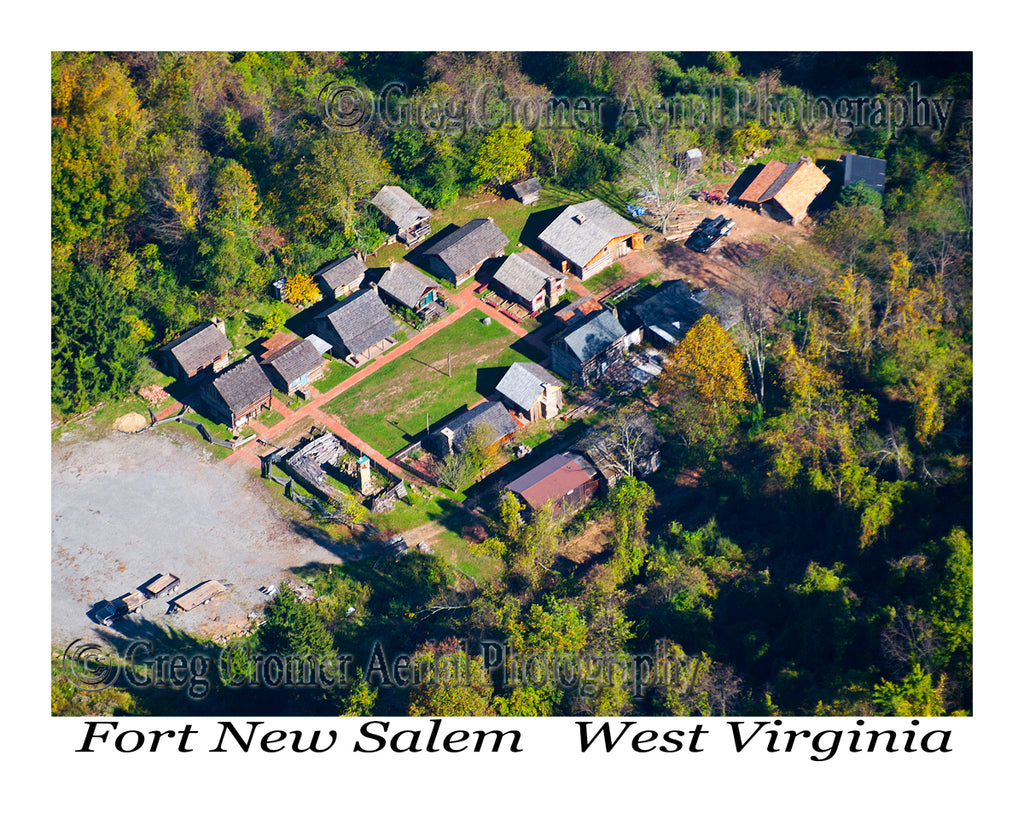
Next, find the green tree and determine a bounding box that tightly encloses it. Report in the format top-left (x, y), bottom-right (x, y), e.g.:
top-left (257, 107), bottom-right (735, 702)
top-left (472, 123), bottom-right (532, 189)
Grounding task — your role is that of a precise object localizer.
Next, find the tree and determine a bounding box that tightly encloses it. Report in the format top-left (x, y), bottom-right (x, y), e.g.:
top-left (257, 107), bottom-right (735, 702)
top-left (52, 265), bottom-right (142, 413)
top-left (406, 638), bottom-right (494, 716)
top-left (472, 123), bottom-right (533, 189)
top-left (294, 133), bottom-right (389, 242)
top-left (872, 664), bottom-right (946, 716)
top-left (608, 476), bottom-right (655, 582)
top-left (435, 451), bottom-right (473, 492)
top-left (619, 131), bottom-right (695, 236)
top-left (534, 129), bottom-right (577, 182)
top-left (281, 271), bottom-right (320, 306)
top-left (659, 314), bottom-right (752, 455)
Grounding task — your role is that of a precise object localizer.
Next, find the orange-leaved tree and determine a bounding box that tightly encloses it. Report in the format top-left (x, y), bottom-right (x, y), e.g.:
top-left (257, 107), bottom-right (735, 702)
top-left (659, 314), bottom-right (752, 456)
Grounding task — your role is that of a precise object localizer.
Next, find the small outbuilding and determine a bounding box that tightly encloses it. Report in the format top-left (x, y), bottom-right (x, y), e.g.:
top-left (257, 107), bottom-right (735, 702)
top-left (550, 309), bottom-right (630, 387)
top-left (510, 176), bottom-right (541, 205)
top-left (315, 254), bottom-right (368, 300)
top-left (377, 260), bottom-right (443, 316)
top-left (261, 337), bottom-right (326, 395)
top-left (425, 400), bottom-right (518, 458)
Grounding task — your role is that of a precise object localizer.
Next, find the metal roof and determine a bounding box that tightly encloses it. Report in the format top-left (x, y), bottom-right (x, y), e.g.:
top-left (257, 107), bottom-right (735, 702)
top-left (842, 153), bottom-right (887, 194)
top-left (506, 452), bottom-right (597, 510)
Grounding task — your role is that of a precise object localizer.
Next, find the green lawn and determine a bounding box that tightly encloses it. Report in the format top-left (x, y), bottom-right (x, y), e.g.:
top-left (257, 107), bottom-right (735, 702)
top-left (324, 309), bottom-right (531, 456)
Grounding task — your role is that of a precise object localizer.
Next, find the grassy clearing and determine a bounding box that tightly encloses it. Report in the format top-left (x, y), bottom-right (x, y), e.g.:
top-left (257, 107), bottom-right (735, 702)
top-left (583, 262), bottom-right (628, 295)
top-left (324, 310), bottom-right (531, 456)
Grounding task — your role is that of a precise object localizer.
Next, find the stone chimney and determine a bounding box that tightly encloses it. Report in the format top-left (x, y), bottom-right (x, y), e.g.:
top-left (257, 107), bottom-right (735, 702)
top-left (212, 316), bottom-right (227, 336)
top-left (540, 382), bottom-right (560, 420)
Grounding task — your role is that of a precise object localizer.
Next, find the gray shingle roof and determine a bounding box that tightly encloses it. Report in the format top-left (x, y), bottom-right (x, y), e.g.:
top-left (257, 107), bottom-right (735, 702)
top-left (492, 252), bottom-right (560, 302)
top-left (209, 356), bottom-right (272, 414)
top-left (444, 401), bottom-right (518, 451)
top-left (371, 186), bottom-right (431, 230)
top-left (538, 200), bottom-right (638, 268)
top-left (316, 289), bottom-right (398, 356)
top-left (378, 261), bottom-right (438, 310)
top-left (422, 218), bottom-right (509, 277)
top-left (316, 254), bottom-right (367, 292)
top-left (495, 362), bottom-right (562, 414)
top-left (555, 310), bottom-right (627, 363)
top-left (511, 177), bottom-right (541, 199)
top-left (263, 338), bottom-right (324, 385)
top-left (168, 322), bottom-right (230, 375)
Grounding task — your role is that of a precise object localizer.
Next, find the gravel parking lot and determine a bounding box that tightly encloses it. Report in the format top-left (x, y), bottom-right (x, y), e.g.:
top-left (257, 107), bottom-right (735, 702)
top-left (52, 428), bottom-right (342, 648)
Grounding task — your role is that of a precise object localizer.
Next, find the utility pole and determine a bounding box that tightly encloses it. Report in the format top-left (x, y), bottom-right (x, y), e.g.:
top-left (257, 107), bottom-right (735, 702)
top-left (448, 351), bottom-right (452, 378)
top-left (426, 413), bottom-right (430, 434)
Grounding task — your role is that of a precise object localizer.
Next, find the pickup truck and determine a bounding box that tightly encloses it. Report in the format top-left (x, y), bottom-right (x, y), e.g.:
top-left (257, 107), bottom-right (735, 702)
top-left (688, 215), bottom-right (735, 254)
top-left (95, 590), bottom-right (148, 626)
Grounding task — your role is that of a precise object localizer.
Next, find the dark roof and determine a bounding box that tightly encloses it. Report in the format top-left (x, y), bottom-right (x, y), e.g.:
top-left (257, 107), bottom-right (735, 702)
top-left (554, 310), bottom-right (627, 363)
top-left (538, 200), bottom-right (638, 268)
top-left (842, 153), bottom-right (887, 195)
top-left (628, 280), bottom-right (709, 343)
top-left (263, 338), bottom-right (324, 384)
top-left (443, 400), bottom-right (518, 451)
top-left (316, 254), bottom-right (367, 291)
top-left (511, 177), bottom-right (541, 199)
top-left (316, 289), bottom-right (398, 355)
top-left (378, 261), bottom-right (439, 310)
top-left (422, 218), bottom-right (509, 276)
top-left (506, 452), bottom-right (597, 509)
top-left (492, 252), bottom-right (561, 301)
top-left (495, 362), bottom-right (562, 414)
top-left (209, 356), bottom-right (272, 414)
top-left (371, 186), bottom-right (431, 230)
top-left (168, 322), bottom-right (230, 374)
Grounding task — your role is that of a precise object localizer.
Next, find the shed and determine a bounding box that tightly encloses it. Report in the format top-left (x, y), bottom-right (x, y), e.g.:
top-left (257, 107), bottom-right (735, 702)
top-left (421, 218), bottom-right (509, 286)
top-left (537, 199), bottom-right (644, 280)
top-left (315, 254), bottom-right (368, 300)
top-left (165, 319), bottom-right (231, 382)
top-left (624, 280), bottom-right (709, 346)
top-left (491, 252), bottom-right (566, 313)
top-left (377, 260), bottom-right (442, 314)
top-left (495, 362), bottom-right (564, 422)
top-left (261, 337), bottom-right (326, 395)
top-left (737, 159), bottom-right (830, 224)
top-left (841, 153), bottom-right (887, 196)
top-left (510, 176), bottom-right (541, 205)
top-left (506, 452), bottom-right (599, 518)
top-left (200, 355), bottom-right (273, 430)
top-left (313, 288), bottom-right (398, 364)
top-left (371, 186), bottom-right (432, 245)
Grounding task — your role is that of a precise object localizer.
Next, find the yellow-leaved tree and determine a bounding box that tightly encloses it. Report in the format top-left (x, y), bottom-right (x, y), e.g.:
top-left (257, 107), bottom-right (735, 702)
top-left (659, 314), bottom-right (752, 456)
top-left (282, 271), bottom-right (321, 307)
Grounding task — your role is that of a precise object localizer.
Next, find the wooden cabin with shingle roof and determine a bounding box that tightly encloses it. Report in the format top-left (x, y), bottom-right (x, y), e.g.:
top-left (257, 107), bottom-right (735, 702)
top-left (371, 186), bottom-right (432, 246)
top-left (495, 362), bottom-right (564, 422)
top-left (421, 218), bottom-right (509, 286)
top-left (537, 199), bottom-right (644, 281)
top-left (313, 289), bottom-right (399, 364)
top-left (199, 356), bottom-right (273, 430)
top-left (165, 319), bottom-right (231, 382)
top-left (510, 176), bottom-right (541, 205)
top-left (261, 337), bottom-right (326, 395)
top-left (550, 309), bottom-right (630, 387)
top-left (377, 260), bottom-right (442, 314)
top-left (737, 159), bottom-right (830, 224)
top-left (315, 254), bottom-right (368, 300)
top-left (491, 252), bottom-right (566, 313)
top-left (424, 401), bottom-right (518, 458)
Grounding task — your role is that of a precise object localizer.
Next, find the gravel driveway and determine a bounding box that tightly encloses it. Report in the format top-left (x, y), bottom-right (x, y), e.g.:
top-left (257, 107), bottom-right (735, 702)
top-left (51, 428), bottom-right (341, 649)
